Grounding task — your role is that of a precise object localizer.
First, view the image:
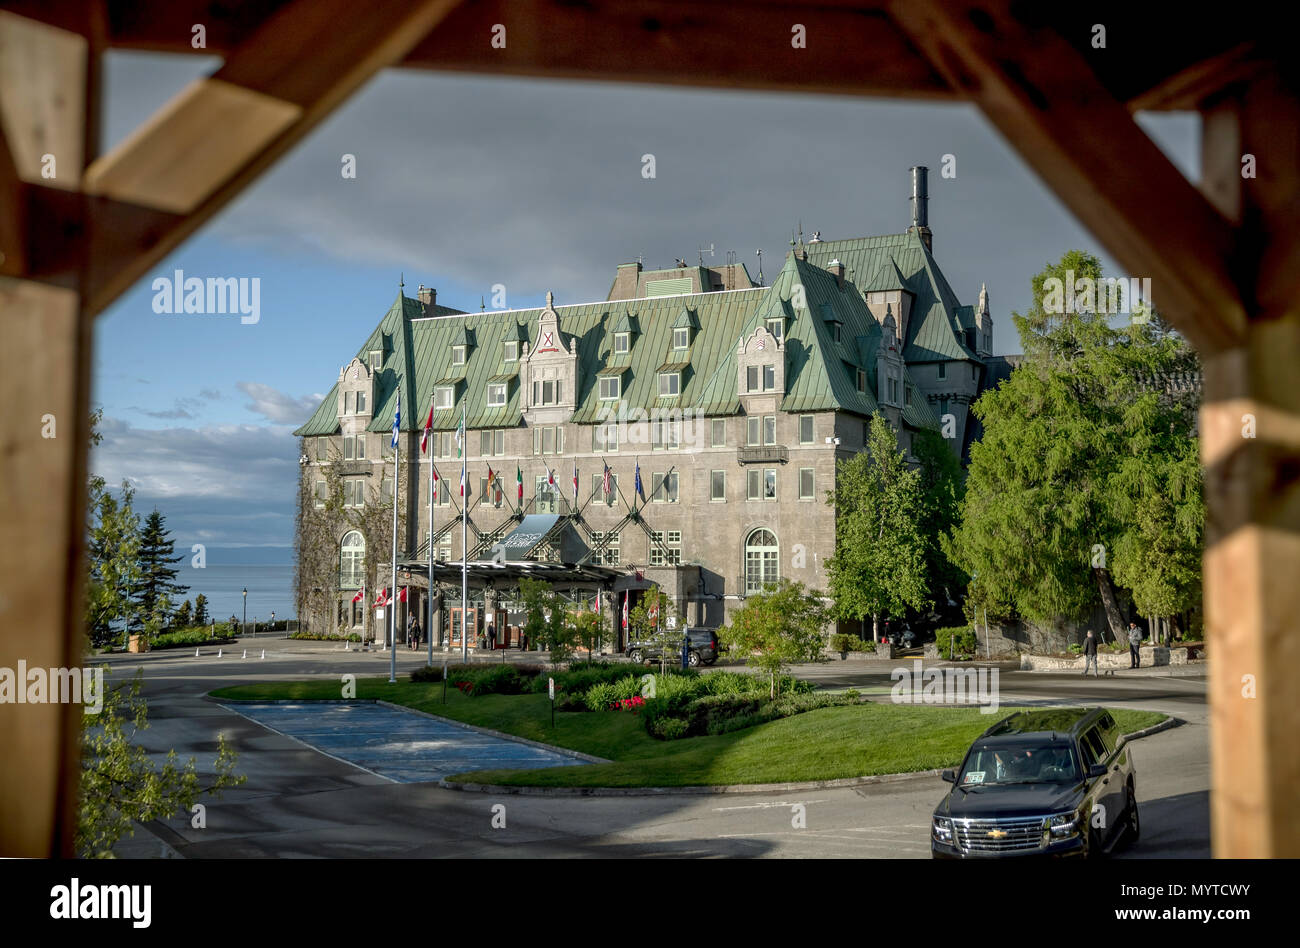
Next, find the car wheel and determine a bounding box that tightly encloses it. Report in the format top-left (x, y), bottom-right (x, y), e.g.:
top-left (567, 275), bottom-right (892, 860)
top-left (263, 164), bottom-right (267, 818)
top-left (688, 650), bottom-right (701, 667)
top-left (1123, 783), bottom-right (1140, 847)
top-left (628, 649), bottom-right (642, 664)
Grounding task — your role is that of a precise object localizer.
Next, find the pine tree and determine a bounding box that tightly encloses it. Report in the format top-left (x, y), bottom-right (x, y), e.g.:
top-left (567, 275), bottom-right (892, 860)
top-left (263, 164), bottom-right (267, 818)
top-left (173, 599), bottom-right (193, 628)
top-left (86, 478), bottom-right (142, 649)
top-left (192, 593), bottom-right (210, 627)
top-left (132, 510), bottom-right (188, 630)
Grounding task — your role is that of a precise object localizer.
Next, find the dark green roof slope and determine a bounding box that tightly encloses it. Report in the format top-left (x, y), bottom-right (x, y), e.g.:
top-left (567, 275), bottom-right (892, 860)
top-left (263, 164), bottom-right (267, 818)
top-left (803, 231), bottom-right (978, 364)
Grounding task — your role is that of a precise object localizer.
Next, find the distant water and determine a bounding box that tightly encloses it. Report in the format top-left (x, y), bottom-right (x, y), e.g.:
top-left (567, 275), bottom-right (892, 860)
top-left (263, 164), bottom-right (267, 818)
top-left (175, 563), bottom-right (295, 624)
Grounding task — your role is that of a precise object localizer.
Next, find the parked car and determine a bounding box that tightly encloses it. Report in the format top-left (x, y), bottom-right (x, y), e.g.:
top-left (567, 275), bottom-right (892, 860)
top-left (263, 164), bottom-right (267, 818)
top-left (931, 707), bottom-right (1139, 858)
top-left (625, 628), bottom-right (720, 667)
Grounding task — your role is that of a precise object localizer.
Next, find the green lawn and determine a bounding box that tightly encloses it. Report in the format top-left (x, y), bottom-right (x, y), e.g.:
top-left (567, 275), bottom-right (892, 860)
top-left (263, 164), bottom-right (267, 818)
top-left (209, 678), bottom-right (1168, 788)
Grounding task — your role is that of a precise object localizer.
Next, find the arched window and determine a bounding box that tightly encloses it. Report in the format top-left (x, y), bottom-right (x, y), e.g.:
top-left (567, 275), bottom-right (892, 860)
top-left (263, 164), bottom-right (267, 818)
top-left (744, 528), bottom-right (779, 595)
top-left (340, 531), bottom-right (365, 589)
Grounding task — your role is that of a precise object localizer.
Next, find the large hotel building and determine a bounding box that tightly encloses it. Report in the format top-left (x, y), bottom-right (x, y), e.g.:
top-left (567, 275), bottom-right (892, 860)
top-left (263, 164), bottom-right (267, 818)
top-left (294, 168), bottom-right (997, 649)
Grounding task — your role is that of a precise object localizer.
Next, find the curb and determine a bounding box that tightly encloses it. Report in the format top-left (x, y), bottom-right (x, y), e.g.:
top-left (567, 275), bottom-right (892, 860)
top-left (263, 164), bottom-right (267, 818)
top-left (1118, 716), bottom-right (1182, 745)
top-left (439, 767), bottom-right (949, 796)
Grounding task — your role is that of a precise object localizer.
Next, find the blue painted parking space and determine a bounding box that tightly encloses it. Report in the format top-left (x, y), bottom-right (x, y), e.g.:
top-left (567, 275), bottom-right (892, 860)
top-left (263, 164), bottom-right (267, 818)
top-left (227, 702), bottom-right (587, 783)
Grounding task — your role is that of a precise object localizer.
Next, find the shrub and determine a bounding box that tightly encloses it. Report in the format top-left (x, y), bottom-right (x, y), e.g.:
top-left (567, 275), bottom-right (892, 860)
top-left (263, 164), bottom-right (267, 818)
top-left (290, 630), bottom-right (361, 642)
top-left (148, 627), bottom-right (237, 649)
top-left (650, 717), bottom-right (688, 740)
top-left (830, 633), bottom-right (872, 652)
top-left (935, 625), bottom-right (979, 659)
top-left (554, 691), bottom-right (588, 712)
top-left (645, 689), bottom-right (858, 740)
top-left (1067, 643), bottom-right (1084, 655)
top-left (537, 662), bottom-right (639, 696)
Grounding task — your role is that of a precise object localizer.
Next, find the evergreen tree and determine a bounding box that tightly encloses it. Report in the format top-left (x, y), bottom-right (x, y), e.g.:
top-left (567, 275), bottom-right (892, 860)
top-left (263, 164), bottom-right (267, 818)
top-left (131, 510), bottom-right (188, 630)
top-left (913, 426), bottom-right (967, 606)
top-left (173, 599), bottom-right (193, 628)
top-left (192, 593), bottom-right (210, 627)
top-left (86, 478), bottom-right (142, 649)
top-left (825, 413), bottom-right (930, 638)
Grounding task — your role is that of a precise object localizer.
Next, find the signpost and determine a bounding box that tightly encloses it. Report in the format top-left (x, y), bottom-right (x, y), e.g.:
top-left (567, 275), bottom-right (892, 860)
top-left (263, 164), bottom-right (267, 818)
top-left (548, 676), bottom-right (555, 727)
top-left (442, 655), bottom-right (448, 704)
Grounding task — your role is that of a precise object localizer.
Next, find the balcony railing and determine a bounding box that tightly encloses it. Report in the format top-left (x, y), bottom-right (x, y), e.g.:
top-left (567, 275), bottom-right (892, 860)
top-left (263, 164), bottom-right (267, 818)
top-left (737, 444), bottom-right (788, 464)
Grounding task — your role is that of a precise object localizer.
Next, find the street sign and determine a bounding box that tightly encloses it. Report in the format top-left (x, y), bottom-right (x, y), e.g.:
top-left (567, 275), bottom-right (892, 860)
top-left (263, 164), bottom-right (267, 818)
top-left (548, 677), bottom-right (555, 700)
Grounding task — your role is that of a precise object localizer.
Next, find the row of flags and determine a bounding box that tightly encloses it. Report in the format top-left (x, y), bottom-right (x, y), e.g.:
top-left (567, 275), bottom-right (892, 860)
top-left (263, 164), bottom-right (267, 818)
top-left (350, 584), bottom-right (408, 608)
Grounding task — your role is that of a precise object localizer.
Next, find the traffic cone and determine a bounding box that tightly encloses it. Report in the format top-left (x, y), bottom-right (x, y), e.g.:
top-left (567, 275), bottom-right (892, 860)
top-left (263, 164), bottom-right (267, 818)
top-left (260, 649), bottom-right (265, 659)
top-left (217, 649), bottom-right (222, 658)
top-left (242, 649), bottom-right (247, 659)
top-left (195, 648), bottom-right (200, 657)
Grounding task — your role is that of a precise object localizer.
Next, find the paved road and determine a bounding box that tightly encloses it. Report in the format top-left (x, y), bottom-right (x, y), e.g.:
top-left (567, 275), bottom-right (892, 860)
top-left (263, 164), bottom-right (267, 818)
top-left (102, 642), bottom-right (1209, 859)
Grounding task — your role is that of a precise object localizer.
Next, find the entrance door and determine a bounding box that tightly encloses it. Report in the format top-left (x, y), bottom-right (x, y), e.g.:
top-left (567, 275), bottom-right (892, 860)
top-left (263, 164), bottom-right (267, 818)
top-left (450, 607), bottom-right (478, 648)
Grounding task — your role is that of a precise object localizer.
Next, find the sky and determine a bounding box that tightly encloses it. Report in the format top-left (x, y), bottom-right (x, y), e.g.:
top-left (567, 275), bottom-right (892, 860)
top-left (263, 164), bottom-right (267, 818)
top-left (89, 51), bottom-right (1200, 563)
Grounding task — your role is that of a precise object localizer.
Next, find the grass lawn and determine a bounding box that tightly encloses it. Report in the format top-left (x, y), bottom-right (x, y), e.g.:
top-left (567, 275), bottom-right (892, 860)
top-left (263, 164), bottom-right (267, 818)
top-left (209, 678), bottom-right (1168, 788)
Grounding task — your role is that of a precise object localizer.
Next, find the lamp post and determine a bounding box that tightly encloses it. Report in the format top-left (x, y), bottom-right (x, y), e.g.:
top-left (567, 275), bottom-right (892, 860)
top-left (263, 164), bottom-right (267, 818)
top-left (270, 611), bottom-right (276, 633)
top-left (242, 587), bottom-right (247, 637)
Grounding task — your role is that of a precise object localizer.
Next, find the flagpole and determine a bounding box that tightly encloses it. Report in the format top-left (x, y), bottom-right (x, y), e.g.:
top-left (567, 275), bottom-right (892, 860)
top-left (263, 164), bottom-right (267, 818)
top-left (427, 392), bottom-right (435, 666)
top-left (460, 402), bottom-right (468, 664)
top-left (389, 389), bottom-right (400, 684)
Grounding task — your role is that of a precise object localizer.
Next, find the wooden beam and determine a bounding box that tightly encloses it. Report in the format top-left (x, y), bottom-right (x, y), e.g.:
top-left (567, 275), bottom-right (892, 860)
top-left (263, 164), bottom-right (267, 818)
top-left (888, 0), bottom-right (1247, 354)
top-left (77, 0), bottom-right (464, 314)
top-left (0, 278), bottom-right (90, 857)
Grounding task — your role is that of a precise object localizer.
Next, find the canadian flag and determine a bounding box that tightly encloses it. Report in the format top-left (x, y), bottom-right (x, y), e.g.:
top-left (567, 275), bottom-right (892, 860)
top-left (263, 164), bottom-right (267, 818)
top-left (398, 586), bottom-right (408, 603)
top-left (374, 587), bottom-right (390, 607)
top-left (622, 593), bottom-right (628, 630)
top-left (420, 401), bottom-right (435, 454)
top-left (352, 585), bottom-right (365, 604)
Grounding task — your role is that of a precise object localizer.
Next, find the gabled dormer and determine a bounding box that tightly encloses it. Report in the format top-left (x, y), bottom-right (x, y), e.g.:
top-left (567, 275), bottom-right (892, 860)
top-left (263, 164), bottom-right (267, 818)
top-left (338, 357), bottom-right (374, 419)
top-left (876, 305), bottom-right (905, 408)
top-left (736, 324), bottom-right (785, 401)
top-left (610, 309), bottom-right (639, 357)
top-left (449, 325), bottom-right (474, 367)
top-left (670, 307), bottom-right (699, 352)
top-left (502, 321), bottom-right (527, 364)
top-left (820, 302), bottom-right (844, 344)
top-left (521, 291), bottom-right (578, 422)
top-left (863, 255), bottom-right (915, 344)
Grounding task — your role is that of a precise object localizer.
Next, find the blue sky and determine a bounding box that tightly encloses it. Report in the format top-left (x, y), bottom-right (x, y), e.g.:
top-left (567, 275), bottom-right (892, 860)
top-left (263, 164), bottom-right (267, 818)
top-left (89, 52), bottom-right (1200, 562)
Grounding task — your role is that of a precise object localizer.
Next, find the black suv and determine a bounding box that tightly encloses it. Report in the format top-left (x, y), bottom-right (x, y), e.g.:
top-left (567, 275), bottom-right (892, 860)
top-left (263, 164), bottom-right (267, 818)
top-left (625, 628), bottom-right (720, 667)
top-left (931, 707), bottom-right (1139, 858)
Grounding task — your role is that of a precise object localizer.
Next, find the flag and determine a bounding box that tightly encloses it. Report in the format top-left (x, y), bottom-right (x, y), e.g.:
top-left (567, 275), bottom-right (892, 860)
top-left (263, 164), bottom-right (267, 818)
top-left (516, 464), bottom-right (523, 503)
top-left (375, 587), bottom-right (389, 607)
top-left (622, 593), bottom-right (628, 631)
top-left (572, 459), bottom-right (578, 506)
top-left (602, 461), bottom-right (612, 501)
top-left (593, 595), bottom-right (600, 615)
top-left (391, 393), bottom-right (401, 450)
top-left (486, 466), bottom-right (496, 489)
top-left (420, 399), bottom-right (434, 454)
top-left (546, 466), bottom-right (556, 490)
top-left (454, 415), bottom-right (464, 457)
top-left (432, 465), bottom-right (440, 497)
top-left (634, 460), bottom-right (645, 501)
top-left (351, 585), bottom-right (364, 604)
top-left (460, 459), bottom-right (466, 498)
top-left (398, 586), bottom-right (407, 603)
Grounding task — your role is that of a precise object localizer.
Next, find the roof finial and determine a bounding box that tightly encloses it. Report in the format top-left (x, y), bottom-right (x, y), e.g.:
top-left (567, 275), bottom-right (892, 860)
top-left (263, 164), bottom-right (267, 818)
top-left (480, 295), bottom-right (486, 312)
top-left (546, 290), bottom-right (554, 310)
top-left (399, 272), bottom-right (405, 290)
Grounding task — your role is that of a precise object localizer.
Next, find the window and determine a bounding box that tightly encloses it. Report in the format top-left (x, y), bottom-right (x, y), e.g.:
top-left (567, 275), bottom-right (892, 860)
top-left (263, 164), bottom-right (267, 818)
top-left (344, 391), bottom-right (353, 414)
top-left (340, 531), bottom-right (365, 588)
top-left (452, 345), bottom-right (466, 366)
top-left (314, 480), bottom-right (327, 507)
top-left (856, 369), bottom-right (866, 393)
top-left (479, 429), bottom-right (505, 456)
top-left (344, 477), bottom-right (366, 508)
top-left (763, 364), bottom-right (775, 391)
top-left (747, 469), bottom-right (761, 500)
top-left (436, 386), bottom-right (454, 410)
top-left (593, 423), bottom-right (619, 453)
top-left (598, 376), bottom-right (621, 400)
top-left (533, 378), bottom-right (561, 406)
top-left (763, 415), bottom-right (776, 445)
top-left (710, 470), bottom-right (726, 502)
top-left (315, 438), bottom-right (328, 461)
top-left (438, 539), bottom-right (452, 562)
top-left (940, 397), bottom-right (950, 418)
top-left (503, 340), bottom-right (518, 362)
top-left (535, 475), bottom-right (558, 514)
top-left (665, 420), bottom-right (680, 450)
top-left (591, 530), bottom-right (620, 565)
top-left (799, 468), bottom-right (815, 500)
top-left (487, 383), bottom-right (507, 407)
top-left (356, 391), bottom-right (367, 413)
top-left (614, 332), bottom-right (630, 354)
top-left (591, 473), bottom-right (619, 506)
top-left (369, 350), bottom-right (382, 371)
top-left (673, 327), bottom-right (689, 349)
top-left (766, 317), bottom-right (783, 341)
top-left (764, 468), bottom-right (777, 499)
top-left (650, 530), bottom-right (682, 566)
top-left (651, 471), bottom-right (679, 502)
top-left (746, 365), bottom-right (758, 392)
top-left (889, 378), bottom-right (899, 403)
top-left (658, 372), bottom-right (681, 396)
top-left (937, 363), bottom-right (947, 380)
top-left (435, 478), bottom-right (450, 506)
top-left (343, 434), bottom-right (365, 460)
top-left (479, 477), bottom-right (503, 507)
top-left (744, 528), bottom-right (779, 594)
top-left (747, 416), bottom-right (760, 446)
top-left (711, 419), bottom-right (726, 447)
top-left (354, 435), bottom-right (365, 459)
top-left (905, 386), bottom-right (913, 407)
top-left (831, 323), bottom-right (842, 342)
top-left (972, 363), bottom-right (978, 381)
top-left (799, 415), bottom-right (814, 444)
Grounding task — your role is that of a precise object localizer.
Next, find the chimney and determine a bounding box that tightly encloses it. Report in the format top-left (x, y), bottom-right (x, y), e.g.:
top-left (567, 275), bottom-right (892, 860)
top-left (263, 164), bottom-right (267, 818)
top-left (909, 166), bottom-right (932, 252)
top-left (828, 258), bottom-right (846, 289)
top-left (417, 284), bottom-right (435, 308)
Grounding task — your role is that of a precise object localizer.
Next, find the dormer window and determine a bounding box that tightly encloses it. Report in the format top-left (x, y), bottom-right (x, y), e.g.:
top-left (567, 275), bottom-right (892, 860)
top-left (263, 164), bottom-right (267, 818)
top-left (672, 327), bottom-right (689, 349)
top-left (831, 323), bottom-right (842, 343)
top-left (614, 332), bottom-right (630, 355)
top-left (452, 345), bottom-right (466, 366)
top-left (856, 369), bottom-right (867, 393)
top-left (344, 391), bottom-right (354, 414)
top-left (533, 379), bottom-right (561, 406)
top-left (658, 372), bottom-right (681, 396)
top-left (766, 318), bottom-right (783, 341)
top-left (369, 350), bottom-right (382, 371)
top-left (487, 383), bottom-right (507, 407)
top-left (356, 391), bottom-right (367, 413)
top-left (435, 385), bottom-right (455, 410)
top-left (503, 340), bottom-right (518, 362)
top-left (745, 365), bottom-right (776, 392)
top-left (599, 376), bottom-right (621, 400)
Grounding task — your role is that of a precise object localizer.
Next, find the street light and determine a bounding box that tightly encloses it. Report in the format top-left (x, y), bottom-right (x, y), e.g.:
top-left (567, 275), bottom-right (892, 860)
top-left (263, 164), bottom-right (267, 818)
top-left (242, 587), bottom-right (248, 637)
top-left (270, 611), bottom-right (276, 633)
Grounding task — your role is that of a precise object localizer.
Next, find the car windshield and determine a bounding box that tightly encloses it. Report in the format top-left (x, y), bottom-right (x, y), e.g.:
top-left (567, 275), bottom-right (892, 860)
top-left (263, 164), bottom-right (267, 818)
top-left (957, 742), bottom-right (1080, 786)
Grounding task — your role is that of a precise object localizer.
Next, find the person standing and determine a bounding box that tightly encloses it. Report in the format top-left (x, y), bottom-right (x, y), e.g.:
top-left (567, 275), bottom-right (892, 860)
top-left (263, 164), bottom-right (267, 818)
top-left (1082, 630), bottom-right (1099, 676)
top-left (486, 621), bottom-right (497, 651)
top-left (408, 614), bottom-right (420, 651)
top-left (1127, 621), bottom-right (1143, 668)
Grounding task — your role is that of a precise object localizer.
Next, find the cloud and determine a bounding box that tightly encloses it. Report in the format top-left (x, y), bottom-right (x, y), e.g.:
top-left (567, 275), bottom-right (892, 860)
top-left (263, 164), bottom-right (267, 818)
top-left (236, 381), bottom-right (323, 424)
top-left (91, 415), bottom-right (298, 549)
top-left (131, 404), bottom-right (195, 420)
top-left (199, 388), bottom-right (223, 401)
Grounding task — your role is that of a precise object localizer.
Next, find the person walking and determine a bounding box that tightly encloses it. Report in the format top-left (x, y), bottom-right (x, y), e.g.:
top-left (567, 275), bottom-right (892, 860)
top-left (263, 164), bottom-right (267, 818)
top-left (1127, 621), bottom-right (1143, 668)
top-left (1082, 629), bottom-right (1099, 676)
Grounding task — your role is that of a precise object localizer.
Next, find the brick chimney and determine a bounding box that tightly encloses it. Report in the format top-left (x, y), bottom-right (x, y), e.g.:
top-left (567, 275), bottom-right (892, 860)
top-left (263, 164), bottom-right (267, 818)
top-left (417, 284), bottom-right (435, 309)
top-left (828, 258), bottom-right (846, 289)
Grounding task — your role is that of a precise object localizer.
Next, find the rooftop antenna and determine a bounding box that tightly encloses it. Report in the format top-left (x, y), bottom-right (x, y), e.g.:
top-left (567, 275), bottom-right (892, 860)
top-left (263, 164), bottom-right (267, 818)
top-left (697, 243), bottom-right (714, 266)
top-left (756, 249), bottom-right (764, 287)
top-left (399, 272), bottom-right (405, 291)
top-left (636, 254), bottom-right (644, 266)
top-left (480, 296), bottom-right (486, 312)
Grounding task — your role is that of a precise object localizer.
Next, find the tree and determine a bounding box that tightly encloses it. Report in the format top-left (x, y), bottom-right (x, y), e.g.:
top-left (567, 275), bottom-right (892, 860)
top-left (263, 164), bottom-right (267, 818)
top-left (132, 509), bottom-right (187, 631)
top-left (173, 599), bottom-right (193, 628)
top-left (192, 593), bottom-right (210, 627)
top-left (78, 669), bottom-right (244, 857)
top-left (86, 478), bottom-right (142, 649)
top-left (571, 607), bottom-right (604, 660)
top-left (826, 413), bottom-right (930, 638)
top-left (913, 426), bottom-right (967, 605)
top-left (518, 578), bottom-right (577, 665)
top-left (629, 586), bottom-right (683, 674)
top-left (722, 579), bottom-right (827, 698)
top-left (945, 250), bottom-right (1202, 639)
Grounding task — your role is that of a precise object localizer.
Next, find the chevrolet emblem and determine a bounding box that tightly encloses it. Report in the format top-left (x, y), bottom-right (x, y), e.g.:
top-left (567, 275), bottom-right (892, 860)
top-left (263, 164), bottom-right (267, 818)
top-left (987, 829), bottom-right (1008, 839)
